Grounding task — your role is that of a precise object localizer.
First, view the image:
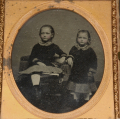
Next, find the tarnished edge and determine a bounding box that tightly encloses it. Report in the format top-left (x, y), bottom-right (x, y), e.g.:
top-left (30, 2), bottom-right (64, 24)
top-left (0, 0), bottom-right (4, 114)
top-left (112, 0), bottom-right (119, 118)
top-left (0, 0), bottom-right (119, 118)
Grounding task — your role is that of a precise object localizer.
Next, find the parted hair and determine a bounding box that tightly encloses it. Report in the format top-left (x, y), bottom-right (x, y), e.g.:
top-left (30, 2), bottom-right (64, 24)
top-left (76, 30), bottom-right (91, 45)
top-left (39, 25), bottom-right (55, 38)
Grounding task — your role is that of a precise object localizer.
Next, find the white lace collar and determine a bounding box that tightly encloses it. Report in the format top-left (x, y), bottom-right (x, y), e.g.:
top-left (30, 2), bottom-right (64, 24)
top-left (75, 44), bottom-right (90, 50)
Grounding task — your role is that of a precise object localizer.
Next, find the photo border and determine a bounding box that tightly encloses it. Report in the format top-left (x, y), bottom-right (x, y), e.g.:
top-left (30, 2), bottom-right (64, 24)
top-left (112, 0), bottom-right (119, 118)
top-left (0, 0), bottom-right (119, 118)
top-left (0, 0), bottom-right (4, 115)
top-left (3, 2), bottom-right (113, 118)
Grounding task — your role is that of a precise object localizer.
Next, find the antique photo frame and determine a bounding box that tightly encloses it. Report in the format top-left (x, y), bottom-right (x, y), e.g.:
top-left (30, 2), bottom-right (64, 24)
top-left (0, 0), bottom-right (119, 119)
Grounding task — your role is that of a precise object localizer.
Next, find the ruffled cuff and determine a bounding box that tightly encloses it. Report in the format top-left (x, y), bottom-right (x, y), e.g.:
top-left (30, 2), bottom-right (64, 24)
top-left (67, 55), bottom-right (74, 59)
top-left (61, 54), bottom-right (67, 57)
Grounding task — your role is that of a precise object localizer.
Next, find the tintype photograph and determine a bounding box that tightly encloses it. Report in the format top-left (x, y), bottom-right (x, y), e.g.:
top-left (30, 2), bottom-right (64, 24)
top-left (12, 9), bottom-right (104, 113)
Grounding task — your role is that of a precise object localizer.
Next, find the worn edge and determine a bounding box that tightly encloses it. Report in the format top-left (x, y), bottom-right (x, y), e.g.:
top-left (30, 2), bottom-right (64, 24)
top-left (0, 0), bottom-right (4, 114)
top-left (112, 0), bottom-right (119, 118)
top-left (0, 0), bottom-right (118, 118)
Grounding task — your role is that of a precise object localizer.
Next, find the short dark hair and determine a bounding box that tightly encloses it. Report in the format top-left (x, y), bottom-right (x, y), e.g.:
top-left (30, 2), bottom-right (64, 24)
top-left (39, 25), bottom-right (55, 38)
top-left (76, 30), bottom-right (91, 45)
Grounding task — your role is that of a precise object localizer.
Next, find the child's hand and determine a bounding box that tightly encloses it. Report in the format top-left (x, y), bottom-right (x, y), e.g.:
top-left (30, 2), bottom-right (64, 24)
top-left (37, 62), bottom-right (46, 66)
top-left (32, 58), bottom-right (38, 62)
top-left (66, 57), bottom-right (73, 68)
top-left (55, 57), bottom-right (66, 64)
top-left (88, 72), bottom-right (93, 82)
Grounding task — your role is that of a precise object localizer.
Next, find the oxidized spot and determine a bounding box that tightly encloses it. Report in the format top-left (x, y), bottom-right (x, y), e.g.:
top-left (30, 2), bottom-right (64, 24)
top-left (48, 5), bottom-right (54, 8)
top-left (3, 57), bottom-right (11, 70)
top-left (54, 0), bottom-right (61, 3)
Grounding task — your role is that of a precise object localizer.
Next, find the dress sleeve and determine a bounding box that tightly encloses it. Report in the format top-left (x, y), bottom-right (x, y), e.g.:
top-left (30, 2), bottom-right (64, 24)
top-left (89, 48), bottom-right (97, 73)
top-left (29, 44), bottom-right (38, 65)
top-left (68, 46), bottom-right (76, 59)
top-left (54, 44), bottom-right (67, 57)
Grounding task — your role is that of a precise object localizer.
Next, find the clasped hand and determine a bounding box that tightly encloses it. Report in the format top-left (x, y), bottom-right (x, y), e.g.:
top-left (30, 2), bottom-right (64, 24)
top-left (88, 71), bottom-right (94, 82)
top-left (32, 58), bottom-right (46, 66)
top-left (66, 57), bottom-right (73, 68)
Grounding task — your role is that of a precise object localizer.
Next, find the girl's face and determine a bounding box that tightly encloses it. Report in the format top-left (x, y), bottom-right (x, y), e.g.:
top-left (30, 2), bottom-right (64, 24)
top-left (77, 32), bottom-right (89, 46)
top-left (40, 27), bottom-right (53, 42)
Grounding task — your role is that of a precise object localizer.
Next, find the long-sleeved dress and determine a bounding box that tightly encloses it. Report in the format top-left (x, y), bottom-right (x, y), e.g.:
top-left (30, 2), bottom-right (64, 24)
top-left (20, 43), bottom-right (67, 74)
top-left (67, 45), bottom-right (97, 95)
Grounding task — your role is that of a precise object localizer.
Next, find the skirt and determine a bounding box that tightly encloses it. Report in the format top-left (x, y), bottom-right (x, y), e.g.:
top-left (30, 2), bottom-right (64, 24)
top-left (67, 81), bottom-right (97, 101)
top-left (67, 81), bottom-right (97, 93)
top-left (19, 63), bottom-right (62, 75)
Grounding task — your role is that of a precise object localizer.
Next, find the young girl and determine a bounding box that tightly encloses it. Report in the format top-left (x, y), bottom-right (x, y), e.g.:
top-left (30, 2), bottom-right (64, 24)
top-left (20, 25), bottom-right (67, 99)
top-left (61, 30), bottom-right (97, 112)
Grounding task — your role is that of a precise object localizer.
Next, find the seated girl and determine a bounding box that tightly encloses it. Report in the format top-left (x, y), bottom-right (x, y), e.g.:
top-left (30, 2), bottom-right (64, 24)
top-left (19, 25), bottom-right (67, 99)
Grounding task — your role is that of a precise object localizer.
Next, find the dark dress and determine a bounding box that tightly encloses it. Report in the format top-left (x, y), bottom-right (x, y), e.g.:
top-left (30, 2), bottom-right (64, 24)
top-left (66, 45), bottom-right (97, 95)
top-left (69, 46), bottom-right (97, 84)
top-left (59, 45), bottom-right (98, 113)
top-left (19, 43), bottom-right (67, 74)
top-left (29, 43), bottom-right (67, 66)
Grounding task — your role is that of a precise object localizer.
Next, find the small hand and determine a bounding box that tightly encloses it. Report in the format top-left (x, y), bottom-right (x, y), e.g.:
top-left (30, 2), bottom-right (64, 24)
top-left (88, 72), bottom-right (93, 77)
top-left (56, 57), bottom-right (66, 64)
top-left (37, 62), bottom-right (46, 66)
top-left (32, 58), bottom-right (38, 62)
top-left (54, 53), bottom-right (60, 58)
top-left (88, 72), bottom-right (93, 82)
top-left (66, 57), bottom-right (73, 68)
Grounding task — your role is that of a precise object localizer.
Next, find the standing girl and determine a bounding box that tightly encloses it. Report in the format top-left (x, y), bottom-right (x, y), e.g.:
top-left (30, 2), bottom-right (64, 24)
top-left (61, 30), bottom-right (97, 112)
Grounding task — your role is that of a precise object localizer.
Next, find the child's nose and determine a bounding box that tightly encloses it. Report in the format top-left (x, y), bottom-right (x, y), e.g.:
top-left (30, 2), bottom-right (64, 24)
top-left (43, 34), bottom-right (46, 37)
top-left (81, 38), bottom-right (83, 41)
